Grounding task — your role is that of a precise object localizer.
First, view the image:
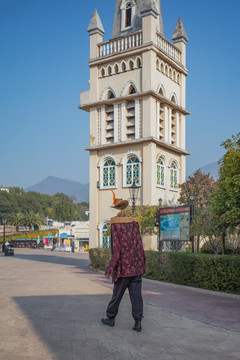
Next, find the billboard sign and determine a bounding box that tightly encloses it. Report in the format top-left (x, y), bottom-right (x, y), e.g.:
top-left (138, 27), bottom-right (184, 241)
top-left (159, 206), bottom-right (191, 242)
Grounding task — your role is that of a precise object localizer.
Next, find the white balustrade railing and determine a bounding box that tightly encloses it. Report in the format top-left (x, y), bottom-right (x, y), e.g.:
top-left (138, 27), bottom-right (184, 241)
top-left (98, 30), bottom-right (181, 63)
top-left (98, 31), bottom-right (143, 57)
top-left (156, 33), bottom-right (181, 63)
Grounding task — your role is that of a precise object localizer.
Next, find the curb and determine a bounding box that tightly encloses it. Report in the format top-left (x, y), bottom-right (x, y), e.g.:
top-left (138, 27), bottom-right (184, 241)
top-left (89, 266), bottom-right (240, 299)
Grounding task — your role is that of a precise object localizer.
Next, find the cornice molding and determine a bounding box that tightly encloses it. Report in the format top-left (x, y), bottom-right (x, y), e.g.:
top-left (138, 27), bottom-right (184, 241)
top-left (79, 89), bottom-right (191, 115)
top-left (85, 136), bottom-right (191, 156)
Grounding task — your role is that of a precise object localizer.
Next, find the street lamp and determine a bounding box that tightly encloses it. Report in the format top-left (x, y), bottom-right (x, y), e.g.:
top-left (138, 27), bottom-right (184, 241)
top-left (129, 180), bottom-right (140, 216)
top-left (190, 194), bottom-right (195, 253)
top-left (190, 193), bottom-right (195, 203)
top-left (1, 218), bottom-right (6, 253)
top-left (158, 198), bottom-right (163, 207)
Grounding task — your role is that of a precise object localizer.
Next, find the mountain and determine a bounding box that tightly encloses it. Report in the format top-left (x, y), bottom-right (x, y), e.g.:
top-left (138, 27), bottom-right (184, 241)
top-left (25, 176), bottom-right (89, 203)
top-left (189, 162), bottom-right (219, 180)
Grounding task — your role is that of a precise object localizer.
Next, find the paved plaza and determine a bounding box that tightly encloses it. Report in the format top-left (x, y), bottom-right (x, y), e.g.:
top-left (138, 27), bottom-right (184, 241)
top-left (0, 249), bottom-right (239, 360)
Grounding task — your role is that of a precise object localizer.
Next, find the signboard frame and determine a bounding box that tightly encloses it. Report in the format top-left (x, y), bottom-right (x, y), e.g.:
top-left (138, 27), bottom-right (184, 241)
top-left (159, 205), bottom-right (191, 243)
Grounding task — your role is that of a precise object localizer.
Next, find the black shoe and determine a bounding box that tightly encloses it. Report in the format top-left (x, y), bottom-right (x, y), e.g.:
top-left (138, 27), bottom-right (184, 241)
top-left (133, 320), bottom-right (142, 332)
top-left (101, 317), bottom-right (115, 327)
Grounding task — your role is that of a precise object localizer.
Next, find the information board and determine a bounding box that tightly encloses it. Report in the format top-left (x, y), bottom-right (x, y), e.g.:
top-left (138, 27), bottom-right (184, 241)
top-left (159, 206), bottom-right (191, 241)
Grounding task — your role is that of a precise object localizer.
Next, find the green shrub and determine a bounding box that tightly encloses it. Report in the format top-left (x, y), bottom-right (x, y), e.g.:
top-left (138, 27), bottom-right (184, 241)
top-left (89, 248), bottom-right (111, 271)
top-left (89, 249), bottom-right (240, 294)
top-left (200, 239), bottom-right (235, 255)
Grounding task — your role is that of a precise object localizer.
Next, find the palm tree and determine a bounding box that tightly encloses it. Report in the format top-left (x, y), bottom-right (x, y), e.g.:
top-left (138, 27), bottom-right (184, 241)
top-left (7, 212), bottom-right (24, 232)
top-left (23, 211), bottom-right (46, 231)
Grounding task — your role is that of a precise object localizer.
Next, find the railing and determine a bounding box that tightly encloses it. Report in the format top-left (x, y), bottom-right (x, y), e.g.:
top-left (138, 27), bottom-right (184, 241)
top-left (98, 31), bottom-right (143, 57)
top-left (98, 30), bottom-right (181, 64)
top-left (156, 33), bottom-right (181, 63)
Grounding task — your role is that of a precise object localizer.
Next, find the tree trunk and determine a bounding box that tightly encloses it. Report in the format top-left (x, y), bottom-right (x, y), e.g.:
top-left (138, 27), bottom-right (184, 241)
top-left (197, 235), bottom-right (200, 253)
top-left (222, 233), bottom-right (226, 255)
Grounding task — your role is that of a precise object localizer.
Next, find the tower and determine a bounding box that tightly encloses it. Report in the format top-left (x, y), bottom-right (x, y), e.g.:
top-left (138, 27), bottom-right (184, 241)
top-left (79, 0), bottom-right (190, 250)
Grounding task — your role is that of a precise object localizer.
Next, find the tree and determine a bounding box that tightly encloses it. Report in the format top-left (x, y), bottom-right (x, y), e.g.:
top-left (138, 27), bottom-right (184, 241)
top-left (179, 170), bottom-right (217, 252)
top-left (0, 191), bottom-right (18, 218)
top-left (54, 201), bottom-right (80, 222)
top-left (179, 169), bottom-right (217, 208)
top-left (208, 133), bottom-right (240, 254)
top-left (0, 188), bottom-right (87, 223)
top-left (23, 211), bottom-right (46, 231)
top-left (7, 212), bottom-right (24, 232)
top-left (9, 187), bottom-right (24, 195)
top-left (118, 206), bottom-right (157, 236)
top-left (211, 133), bottom-right (240, 230)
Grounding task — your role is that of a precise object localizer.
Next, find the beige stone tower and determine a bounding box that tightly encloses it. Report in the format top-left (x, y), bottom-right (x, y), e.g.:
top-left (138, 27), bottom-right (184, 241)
top-left (79, 0), bottom-right (190, 250)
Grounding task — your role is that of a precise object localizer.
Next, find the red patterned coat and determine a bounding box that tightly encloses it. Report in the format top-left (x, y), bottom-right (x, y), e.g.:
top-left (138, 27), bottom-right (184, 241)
top-left (105, 217), bottom-right (146, 283)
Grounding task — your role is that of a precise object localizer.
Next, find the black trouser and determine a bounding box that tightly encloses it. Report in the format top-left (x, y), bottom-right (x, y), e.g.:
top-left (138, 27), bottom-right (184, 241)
top-left (106, 275), bottom-right (143, 321)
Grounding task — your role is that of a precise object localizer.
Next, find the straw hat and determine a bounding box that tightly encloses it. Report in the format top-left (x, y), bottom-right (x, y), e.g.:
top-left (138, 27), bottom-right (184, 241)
top-left (111, 190), bottom-right (129, 210)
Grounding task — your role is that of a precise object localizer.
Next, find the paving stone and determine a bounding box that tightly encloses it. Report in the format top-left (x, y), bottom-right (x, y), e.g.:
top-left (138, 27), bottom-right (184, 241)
top-left (0, 249), bottom-right (239, 360)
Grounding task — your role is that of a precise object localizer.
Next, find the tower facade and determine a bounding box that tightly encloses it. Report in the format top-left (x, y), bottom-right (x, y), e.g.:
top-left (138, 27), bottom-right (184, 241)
top-left (79, 0), bottom-right (190, 250)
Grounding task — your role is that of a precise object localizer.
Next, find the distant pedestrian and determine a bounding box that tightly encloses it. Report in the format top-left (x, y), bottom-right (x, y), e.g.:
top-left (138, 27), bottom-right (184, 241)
top-left (101, 194), bottom-right (145, 332)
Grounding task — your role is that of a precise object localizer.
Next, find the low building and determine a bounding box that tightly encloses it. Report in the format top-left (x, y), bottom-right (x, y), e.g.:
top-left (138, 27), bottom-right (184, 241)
top-left (0, 185), bottom-right (9, 193)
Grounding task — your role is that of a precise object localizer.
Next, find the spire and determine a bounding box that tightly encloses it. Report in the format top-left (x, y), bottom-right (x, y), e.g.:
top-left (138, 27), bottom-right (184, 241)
top-left (141, 0), bottom-right (159, 15)
top-left (87, 9), bottom-right (105, 36)
top-left (112, 0), bottom-right (164, 39)
top-left (172, 17), bottom-right (188, 44)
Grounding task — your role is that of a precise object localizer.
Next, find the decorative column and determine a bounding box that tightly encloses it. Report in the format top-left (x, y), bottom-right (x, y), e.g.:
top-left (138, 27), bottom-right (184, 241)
top-left (156, 101), bottom-right (160, 139)
top-left (169, 108), bottom-right (172, 144)
top-left (121, 103), bottom-right (126, 141)
top-left (164, 107), bottom-right (168, 143)
top-left (100, 107), bottom-right (105, 145)
top-left (114, 104), bottom-right (118, 143)
top-left (176, 112), bottom-right (180, 147)
top-left (135, 100), bottom-right (140, 139)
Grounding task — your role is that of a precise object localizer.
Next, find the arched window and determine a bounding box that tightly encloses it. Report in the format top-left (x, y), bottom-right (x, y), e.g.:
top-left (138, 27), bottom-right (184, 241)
top-left (101, 68), bottom-right (105, 77)
top-left (136, 57), bottom-right (142, 68)
top-left (102, 159), bottom-right (116, 188)
top-left (157, 157), bottom-right (165, 187)
top-left (114, 63), bottom-right (120, 74)
top-left (126, 157), bottom-right (140, 186)
top-left (173, 71), bottom-right (176, 82)
top-left (165, 65), bottom-right (168, 76)
top-left (121, 81), bottom-right (138, 96)
top-left (129, 59), bottom-right (134, 70)
top-left (170, 93), bottom-right (178, 104)
top-left (170, 161), bottom-right (178, 189)
top-left (98, 220), bottom-right (111, 249)
top-left (122, 62), bottom-right (127, 72)
top-left (121, 0), bottom-right (135, 31)
top-left (121, 152), bottom-right (142, 187)
top-left (108, 66), bottom-right (112, 76)
top-left (101, 87), bottom-right (116, 101)
top-left (129, 85), bottom-right (136, 94)
top-left (125, 3), bottom-right (132, 27)
top-left (102, 222), bottom-right (111, 248)
top-left (107, 90), bottom-right (115, 99)
top-left (159, 86), bottom-right (165, 97)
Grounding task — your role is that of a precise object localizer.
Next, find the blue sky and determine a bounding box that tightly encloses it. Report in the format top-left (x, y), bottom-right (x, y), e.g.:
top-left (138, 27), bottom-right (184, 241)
top-left (0, 0), bottom-right (239, 189)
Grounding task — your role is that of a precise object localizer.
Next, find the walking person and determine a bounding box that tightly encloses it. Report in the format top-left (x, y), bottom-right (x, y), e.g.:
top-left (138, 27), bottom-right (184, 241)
top-left (101, 194), bottom-right (145, 332)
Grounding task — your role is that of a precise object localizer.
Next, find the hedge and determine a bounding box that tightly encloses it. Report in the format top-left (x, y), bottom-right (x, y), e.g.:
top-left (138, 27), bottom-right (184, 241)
top-left (0, 229), bottom-right (58, 243)
top-left (89, 249), bottom-right (240, 294)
